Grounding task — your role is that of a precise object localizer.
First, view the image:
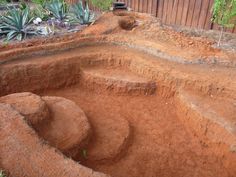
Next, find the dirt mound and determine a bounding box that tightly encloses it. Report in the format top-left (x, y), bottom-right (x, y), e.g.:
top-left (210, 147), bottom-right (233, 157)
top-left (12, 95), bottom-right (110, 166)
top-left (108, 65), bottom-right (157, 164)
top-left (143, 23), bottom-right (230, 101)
top-left (0, 92), bottom-right (49, 128)
top-left (0, 103), bottom-right (109, 177)
top-left (38, 96), bottom-right (91, 158)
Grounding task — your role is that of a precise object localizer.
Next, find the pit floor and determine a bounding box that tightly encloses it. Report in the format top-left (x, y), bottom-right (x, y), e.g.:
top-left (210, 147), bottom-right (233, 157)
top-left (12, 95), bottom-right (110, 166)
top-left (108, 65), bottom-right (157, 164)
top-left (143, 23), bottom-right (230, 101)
top-left (42, 85), bottom-right (227, 177)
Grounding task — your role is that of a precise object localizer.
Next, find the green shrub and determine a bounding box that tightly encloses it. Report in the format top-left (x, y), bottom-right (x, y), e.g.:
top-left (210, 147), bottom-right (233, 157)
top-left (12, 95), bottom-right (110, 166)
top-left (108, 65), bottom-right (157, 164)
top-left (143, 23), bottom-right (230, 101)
top-left (212, 0), bottom-right (236, 46)
top-left (212, 0), bottom-right (236, 28)
top-left (90, 0), bottom-right (113, 11)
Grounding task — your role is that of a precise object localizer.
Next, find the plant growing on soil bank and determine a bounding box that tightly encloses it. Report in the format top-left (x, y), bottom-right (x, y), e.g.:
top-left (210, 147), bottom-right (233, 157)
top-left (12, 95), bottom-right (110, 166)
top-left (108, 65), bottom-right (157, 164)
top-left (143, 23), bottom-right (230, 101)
top-left (90, 0), bottom-right (113, 11)
top-left (0, 6), bottom-right (36, 41)
top-left (212, 0), bottom-right (236, 46)
top-left (70, 1), bottom-right (94, 24)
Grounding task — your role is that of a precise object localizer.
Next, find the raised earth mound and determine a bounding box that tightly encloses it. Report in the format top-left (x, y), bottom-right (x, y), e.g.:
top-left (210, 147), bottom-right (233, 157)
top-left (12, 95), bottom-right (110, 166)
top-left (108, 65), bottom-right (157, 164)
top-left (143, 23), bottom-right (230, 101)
top-left (0, 11), bottom-right (236, 177)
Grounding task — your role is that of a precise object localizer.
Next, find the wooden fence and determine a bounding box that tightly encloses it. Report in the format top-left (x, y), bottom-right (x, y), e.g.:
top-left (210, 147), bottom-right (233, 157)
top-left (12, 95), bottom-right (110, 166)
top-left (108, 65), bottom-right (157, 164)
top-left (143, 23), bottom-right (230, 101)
top-left (119, 0), bottom-right (236, 33)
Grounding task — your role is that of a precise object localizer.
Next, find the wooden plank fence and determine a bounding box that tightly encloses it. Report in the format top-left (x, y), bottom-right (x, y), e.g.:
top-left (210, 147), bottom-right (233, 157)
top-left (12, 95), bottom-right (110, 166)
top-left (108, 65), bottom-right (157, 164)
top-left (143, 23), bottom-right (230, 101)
top-left (119, 0), bottom-right (236, 33)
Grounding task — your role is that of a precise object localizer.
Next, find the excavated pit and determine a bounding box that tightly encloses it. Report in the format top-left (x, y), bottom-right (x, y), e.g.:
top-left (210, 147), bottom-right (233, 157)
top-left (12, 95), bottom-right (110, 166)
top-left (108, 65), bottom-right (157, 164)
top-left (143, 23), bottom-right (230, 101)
top-left (1, 12), bottom-right (236, 177)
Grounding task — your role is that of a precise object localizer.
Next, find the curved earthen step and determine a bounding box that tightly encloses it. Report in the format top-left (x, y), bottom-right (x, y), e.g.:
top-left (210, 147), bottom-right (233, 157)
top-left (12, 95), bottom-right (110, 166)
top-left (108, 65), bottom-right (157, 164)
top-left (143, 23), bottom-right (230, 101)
top-left (0, 103), bottom-right (109, 177)
top-left (81, 113), bottom-right (131, 164)
top-left (39, 96), bottom-right (92, 158)
top-left (80, 67), bottom-right (156, 95)
top-left (176, 90), bottom-right (236, 151)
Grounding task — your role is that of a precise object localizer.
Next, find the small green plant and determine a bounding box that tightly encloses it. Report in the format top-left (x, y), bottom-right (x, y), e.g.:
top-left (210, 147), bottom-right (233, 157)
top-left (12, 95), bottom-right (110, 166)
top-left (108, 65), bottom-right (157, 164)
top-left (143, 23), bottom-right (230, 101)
top-left (90, 0), bottom-right (113, 11)
top-left (46, 0), bottom-right (69, 20)
top-left (70, 1), bottom-right (94, 24)
top-left (0, 6), bottom-right (36, 41)
top-left (212, 0), bottom-right (236, 46)
top-left (81, 149), bottom-right (87, 159)
top-left (0, 170), bottom-right (6, 177)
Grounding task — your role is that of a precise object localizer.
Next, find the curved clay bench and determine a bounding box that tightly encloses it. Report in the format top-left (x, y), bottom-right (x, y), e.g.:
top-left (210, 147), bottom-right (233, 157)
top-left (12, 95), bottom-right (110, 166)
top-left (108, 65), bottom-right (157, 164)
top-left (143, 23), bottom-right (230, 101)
top-left (0, 103), bottom-right (109, 177)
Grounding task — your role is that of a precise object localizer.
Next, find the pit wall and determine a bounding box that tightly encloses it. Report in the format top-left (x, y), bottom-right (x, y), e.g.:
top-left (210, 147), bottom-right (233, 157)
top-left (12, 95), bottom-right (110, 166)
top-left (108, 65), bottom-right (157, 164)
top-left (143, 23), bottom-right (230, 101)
top-left (0, 42), bottom-right (232, 99)
top-left (174, 92), bottom-right (236, 177)
top-left (1, 41), bottom-right (236, 176)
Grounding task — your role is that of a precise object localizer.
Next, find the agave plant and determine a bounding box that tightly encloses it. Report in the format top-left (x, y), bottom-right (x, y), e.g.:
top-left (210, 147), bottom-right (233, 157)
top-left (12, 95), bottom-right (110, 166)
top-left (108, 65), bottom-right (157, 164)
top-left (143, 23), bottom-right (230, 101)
top-left (46, 0), bottom-right (68, 21)
top-left (0, 6), bottom-right (36, 41)
top-left (70, 1), bottom-right (94, 25)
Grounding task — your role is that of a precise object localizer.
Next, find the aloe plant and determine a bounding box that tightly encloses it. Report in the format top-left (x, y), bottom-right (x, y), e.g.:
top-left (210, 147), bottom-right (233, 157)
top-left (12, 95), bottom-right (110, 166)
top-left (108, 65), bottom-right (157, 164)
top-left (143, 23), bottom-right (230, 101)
top-left (0, 6), bottom-right (36, 41)
top-left (70, 1), bottom-right (94, 25)
top-left (46, 0), bottom-right (68, 20)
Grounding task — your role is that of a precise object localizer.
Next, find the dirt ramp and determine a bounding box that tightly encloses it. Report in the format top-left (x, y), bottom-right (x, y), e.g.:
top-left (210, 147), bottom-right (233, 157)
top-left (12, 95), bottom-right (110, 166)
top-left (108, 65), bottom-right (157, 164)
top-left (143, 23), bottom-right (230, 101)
top-left (0, 103), bottom-right (109, 177)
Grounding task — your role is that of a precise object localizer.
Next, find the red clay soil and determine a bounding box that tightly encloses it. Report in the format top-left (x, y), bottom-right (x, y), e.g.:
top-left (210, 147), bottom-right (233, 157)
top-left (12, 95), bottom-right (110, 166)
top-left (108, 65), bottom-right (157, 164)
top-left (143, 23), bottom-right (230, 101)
top-left (0, 11), bottom-right (236, 177)
top-left (0, 103), bottom-right (109, 177)
top-left (43, 86), bottom-right (233, 177)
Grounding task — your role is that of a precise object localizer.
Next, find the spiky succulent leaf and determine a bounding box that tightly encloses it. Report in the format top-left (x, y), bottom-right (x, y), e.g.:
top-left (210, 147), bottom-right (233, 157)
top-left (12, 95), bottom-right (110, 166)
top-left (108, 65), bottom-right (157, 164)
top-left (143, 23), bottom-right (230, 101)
top-left (70, 1), bottom-right (94, 24)
top-left (46, 0), bottom-right (68, 20)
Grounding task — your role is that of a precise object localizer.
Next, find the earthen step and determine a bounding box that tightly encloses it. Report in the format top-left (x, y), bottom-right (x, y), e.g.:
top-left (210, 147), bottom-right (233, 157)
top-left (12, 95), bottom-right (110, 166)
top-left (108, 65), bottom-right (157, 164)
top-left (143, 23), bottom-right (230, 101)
top-left (80, 67), bottom-right (156, 95)
top-left (82, 113), bottom-right (131, 163)
top-left (176, 90), bottom-right (236, 152)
